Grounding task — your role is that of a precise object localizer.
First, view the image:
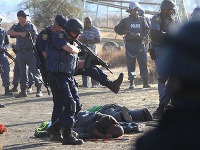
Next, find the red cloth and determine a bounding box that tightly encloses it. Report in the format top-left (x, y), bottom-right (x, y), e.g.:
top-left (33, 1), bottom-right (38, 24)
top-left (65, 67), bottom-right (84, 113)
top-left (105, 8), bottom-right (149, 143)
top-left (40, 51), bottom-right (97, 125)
top-left (0, 124), bottom-right (7, 134)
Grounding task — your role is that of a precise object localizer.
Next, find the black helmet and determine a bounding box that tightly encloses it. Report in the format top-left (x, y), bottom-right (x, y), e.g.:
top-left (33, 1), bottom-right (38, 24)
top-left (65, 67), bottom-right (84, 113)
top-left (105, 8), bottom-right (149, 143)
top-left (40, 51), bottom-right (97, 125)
top-left (64, 18), bottom-right (84, 35)
top-left (55, 15), bottom-right (68, 27)
top-left (161, 0), bottom-right (176, 10)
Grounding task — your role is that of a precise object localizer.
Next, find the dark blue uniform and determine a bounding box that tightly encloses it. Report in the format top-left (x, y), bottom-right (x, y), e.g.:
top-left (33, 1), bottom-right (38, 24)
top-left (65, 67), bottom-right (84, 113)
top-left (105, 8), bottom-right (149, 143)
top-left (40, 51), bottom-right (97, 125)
top-left (115, 15), bottom-right (149, 81)
top-left (36, 27), bottom-right (118, 93)
top-left (0, 27), bottom-right (10, 88)
top-left (46, 30), bottom-right (81, 129)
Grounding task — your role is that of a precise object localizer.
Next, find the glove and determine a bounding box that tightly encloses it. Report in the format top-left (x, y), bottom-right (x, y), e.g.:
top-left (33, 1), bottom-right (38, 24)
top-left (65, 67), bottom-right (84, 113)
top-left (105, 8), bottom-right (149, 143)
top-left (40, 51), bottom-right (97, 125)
top-left (77, 45), bottom-right (87, 56)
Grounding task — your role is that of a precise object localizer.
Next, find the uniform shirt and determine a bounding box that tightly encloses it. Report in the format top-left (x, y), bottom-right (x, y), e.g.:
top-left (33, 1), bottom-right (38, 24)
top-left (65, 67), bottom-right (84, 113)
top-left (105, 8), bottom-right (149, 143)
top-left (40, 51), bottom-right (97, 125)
top-left (114, 15), bottom-right (149, 43)
top-left (46, 30), bottom-right (78, 75)
top-left (0, 27), bottom-right (9, 51)
top-left (9, 22), bottom-right (37, 50)
top-left (79, 26), bottom-right (100, 52)
top-left (36, 26), bottom-right (53, 52)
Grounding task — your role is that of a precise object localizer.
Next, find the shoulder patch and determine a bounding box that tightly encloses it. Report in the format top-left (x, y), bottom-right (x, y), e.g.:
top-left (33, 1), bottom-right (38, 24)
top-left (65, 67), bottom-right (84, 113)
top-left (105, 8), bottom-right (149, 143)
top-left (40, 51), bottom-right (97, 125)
top-left (58, 33), bottom-right (64, 39)
top-left (42, 34), bottom-right (48, 40)
top-left (155, 16), bottom-right (160, 22)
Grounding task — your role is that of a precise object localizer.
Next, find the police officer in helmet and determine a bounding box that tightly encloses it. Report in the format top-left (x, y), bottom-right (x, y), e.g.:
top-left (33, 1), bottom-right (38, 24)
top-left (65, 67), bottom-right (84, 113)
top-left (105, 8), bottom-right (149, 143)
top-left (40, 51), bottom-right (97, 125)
top-left (149, 0), bottom-right (181, 118)
top-left (136, 20), bottom-right (200, 150)
top-left (114, 2), bottom-right (150, 89)
top-left (46, 18), bottom-right (84, 145)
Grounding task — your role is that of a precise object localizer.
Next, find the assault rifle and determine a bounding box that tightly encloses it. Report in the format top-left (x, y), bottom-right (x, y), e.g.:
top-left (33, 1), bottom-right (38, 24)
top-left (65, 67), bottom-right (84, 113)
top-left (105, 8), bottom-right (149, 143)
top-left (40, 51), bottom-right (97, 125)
top-left (27, 29), bottom-right (50, 95)
top-left (1, 47), bottom-right (18, 63)
top-left (69, 35), bottom-right (113, 74)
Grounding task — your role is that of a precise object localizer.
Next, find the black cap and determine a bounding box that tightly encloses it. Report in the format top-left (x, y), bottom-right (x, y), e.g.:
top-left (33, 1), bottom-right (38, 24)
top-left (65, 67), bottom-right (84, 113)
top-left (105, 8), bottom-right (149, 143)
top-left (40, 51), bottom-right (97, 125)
top-left (55, 15), bottom-right (68, 27)
top-left (17, 10), bottom-right (29, 17)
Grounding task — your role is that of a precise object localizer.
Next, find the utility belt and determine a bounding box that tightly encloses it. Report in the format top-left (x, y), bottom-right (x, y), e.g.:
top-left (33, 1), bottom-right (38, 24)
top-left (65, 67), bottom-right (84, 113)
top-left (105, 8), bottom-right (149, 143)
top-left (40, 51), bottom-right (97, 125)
top-left (17, 48), bottom-right (33, 52)
top-left (125, 38), bottom-right (143, 44)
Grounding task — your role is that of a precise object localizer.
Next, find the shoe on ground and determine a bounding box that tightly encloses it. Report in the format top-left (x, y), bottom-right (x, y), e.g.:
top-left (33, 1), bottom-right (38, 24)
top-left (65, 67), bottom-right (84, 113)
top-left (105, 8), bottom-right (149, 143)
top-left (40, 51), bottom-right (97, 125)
top-left (10, 86), bottom-right (18, 92)
top-left (27, 86), bottom-right (33, 93)
top-left (143, 84), bottom-right (151, 88)
top-left (46, 125), bottom-right (62, 142)
top-left (121, 106), bottom-right (132, 123)
top-left (4, 90), bottom-right (13, 96)
top-left (153, 109), bottom-right (164, 120)
top-left (142, 108), bottom-right (153, 121)
top-left (0, 104), bottom-right (6, 108)
top-left (129, 80), bottom-right (135, 89)
top-left (36, 91), bottom-right (43, 97)
top-left (15, 91), bottom-right (28, 98)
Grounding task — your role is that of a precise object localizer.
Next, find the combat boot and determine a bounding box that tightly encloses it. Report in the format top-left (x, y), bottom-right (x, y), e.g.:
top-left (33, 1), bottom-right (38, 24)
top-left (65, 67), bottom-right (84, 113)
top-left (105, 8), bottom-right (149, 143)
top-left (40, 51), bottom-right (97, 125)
top-left (36, 84), bottom-right (43, 97)
top-left (105, 73), bottom-right (124, 94)
top-left (62, 129), bottom-right (84, 145)
top-left (153, 106), bottom-right (164, 120)
top-left (143, 78), bottom-right (150, 88)
top-left (46, 120), bottom-right (62, 142)
top-left (10, 84), bottom-right (18, 92)
top-left (15, 90), bottom-right (28, 98)
top-left (4, 87), bottom-right (13, 95)
top-left (129, 79), bottom-right (135, 89)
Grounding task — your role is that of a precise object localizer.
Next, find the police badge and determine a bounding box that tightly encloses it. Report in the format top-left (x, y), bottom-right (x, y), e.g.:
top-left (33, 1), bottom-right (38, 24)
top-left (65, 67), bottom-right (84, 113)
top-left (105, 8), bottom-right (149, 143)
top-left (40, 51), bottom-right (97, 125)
top-left (155, 16), bottom-right (160, 22)
top-left (58, 33), bottom-right (64, 39)
top-left (42, 34), bottom-right (48, 40)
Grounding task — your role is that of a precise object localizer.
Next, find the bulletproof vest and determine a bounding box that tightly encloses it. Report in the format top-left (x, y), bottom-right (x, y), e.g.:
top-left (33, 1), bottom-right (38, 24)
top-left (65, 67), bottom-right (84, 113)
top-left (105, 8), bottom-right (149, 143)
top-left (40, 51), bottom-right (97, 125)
top-left (125, 16), bottom-right (144, 41)
top-left (13, 23), bottom-right (36, 50)
top-left (46, 32), bottom-right (78, 76)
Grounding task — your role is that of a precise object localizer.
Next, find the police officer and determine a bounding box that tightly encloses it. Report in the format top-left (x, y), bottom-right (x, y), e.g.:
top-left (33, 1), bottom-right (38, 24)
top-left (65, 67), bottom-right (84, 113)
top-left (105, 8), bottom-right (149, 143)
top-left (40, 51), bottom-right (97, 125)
top-left (135, 20), bottom-right (200, 150)
top-left (149, 0), bottom-right (181, 118)
top-left (0, 17), bottom-right (12, 95)
top-left (36, 15), bottom-right (124, 94)
top-left (46, 18), bottom-right (84, 145)
top-left (8, 10), bottom-right (43, 98)
top-left (114, 2), bottom-right (150, 89)
top-left (191, 7), bottom-right (200, 21)
top-left (79, 17), bottom-right (101, 87)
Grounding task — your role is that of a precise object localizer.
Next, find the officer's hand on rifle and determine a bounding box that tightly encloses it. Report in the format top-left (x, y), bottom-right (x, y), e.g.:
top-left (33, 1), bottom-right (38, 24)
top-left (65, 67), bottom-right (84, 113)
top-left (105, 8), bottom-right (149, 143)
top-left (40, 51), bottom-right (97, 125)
top-left (77, 44), bottom-right (87, 56)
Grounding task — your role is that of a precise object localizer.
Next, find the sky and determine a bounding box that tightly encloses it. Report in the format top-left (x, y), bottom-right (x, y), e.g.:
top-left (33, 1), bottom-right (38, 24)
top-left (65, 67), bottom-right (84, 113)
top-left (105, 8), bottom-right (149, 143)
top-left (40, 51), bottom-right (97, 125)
top-left (0, 0), bottom-right (198, 22)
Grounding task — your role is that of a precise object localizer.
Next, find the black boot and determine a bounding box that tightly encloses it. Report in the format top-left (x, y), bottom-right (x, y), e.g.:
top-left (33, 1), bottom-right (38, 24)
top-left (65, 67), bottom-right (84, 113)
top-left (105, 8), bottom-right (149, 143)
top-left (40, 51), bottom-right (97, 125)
top-left (36, 84), bottom-right (43, 97)
top-left (46, 120), bottom-right (63, 142)
top-left (143, 78), bottom-right (150, 88)
top-left (153, 106), bottom-right (164, 120)
top-left (105, 73), bottom-right (124, 94)
top-left (129, 79), bottom-right (135, 89)
top-left (62, 128), bottom-right (84, 145)
top-left (10, 84), bottom-right (18, 92)
top-left (15, 90), bottom-right (27, 98)
top-left (5, 87), bottom-right (13, 95)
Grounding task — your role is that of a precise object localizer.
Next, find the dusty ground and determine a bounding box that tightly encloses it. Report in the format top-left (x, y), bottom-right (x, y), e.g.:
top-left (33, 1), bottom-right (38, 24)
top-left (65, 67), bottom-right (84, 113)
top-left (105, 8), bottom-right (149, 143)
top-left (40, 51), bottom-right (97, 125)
top-left (0, 67), bottom-right (159, 150)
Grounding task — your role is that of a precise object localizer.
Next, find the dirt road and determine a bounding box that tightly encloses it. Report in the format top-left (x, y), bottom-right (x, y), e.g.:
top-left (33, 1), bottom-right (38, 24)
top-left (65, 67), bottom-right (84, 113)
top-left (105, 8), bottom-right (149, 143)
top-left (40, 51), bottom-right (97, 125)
top-left (0, 67), bottom-right (159, 150)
